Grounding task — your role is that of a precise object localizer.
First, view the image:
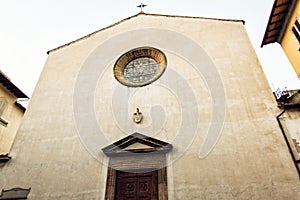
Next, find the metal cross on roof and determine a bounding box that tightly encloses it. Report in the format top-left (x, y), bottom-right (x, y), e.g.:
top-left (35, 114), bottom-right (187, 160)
top-left (137, 3), bottom-right (147, 12)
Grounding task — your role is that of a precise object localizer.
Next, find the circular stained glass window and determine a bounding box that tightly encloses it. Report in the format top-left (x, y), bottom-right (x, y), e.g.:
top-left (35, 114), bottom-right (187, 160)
top-left (114, 47), bottom-right (167, 87)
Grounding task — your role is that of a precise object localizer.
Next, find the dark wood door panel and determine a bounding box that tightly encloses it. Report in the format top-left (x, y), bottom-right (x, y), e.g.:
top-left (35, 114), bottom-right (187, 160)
top-left (115, 170), bottom-right (158, 200)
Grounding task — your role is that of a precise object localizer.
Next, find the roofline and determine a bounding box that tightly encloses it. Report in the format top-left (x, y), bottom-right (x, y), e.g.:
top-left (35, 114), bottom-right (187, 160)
top-left (0, 70), bottom-right (29, 99)
top-left (261, 0), bottom-right (280, 47)
top-left (47, 12), bottom-right (245, 55)
top-left (278, 0), bottom-right (298, 43)
top-left (15, 101), bottom-right (26, 113)
top-left (261, 0), bottom-right (297, 47)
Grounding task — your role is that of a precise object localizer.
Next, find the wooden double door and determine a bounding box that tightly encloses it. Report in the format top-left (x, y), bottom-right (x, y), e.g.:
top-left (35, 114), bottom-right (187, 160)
top-left (115, 169), bottom-right (158, 200)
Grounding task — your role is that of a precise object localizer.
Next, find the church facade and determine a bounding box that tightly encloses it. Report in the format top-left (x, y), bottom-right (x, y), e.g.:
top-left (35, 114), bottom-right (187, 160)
top-left (1, 13), bottom-right (299, 199)
top-left (262, 0), bottom-right (300, 179)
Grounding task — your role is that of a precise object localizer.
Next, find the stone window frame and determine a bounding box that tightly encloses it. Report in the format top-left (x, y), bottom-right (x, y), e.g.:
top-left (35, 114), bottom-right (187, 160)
top-left (0, 98), bottom-right (8, 127)
top-left (0, 187), bottom-right (31, 199)
top-left (292, 18), bottom-right (300, 44)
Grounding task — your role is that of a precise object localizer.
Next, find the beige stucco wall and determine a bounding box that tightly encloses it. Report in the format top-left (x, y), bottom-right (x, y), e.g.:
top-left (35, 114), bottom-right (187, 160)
top-left (1, 13), bottom-right (299, 199)
top-left (281, 0), bottom-right (300, 79)
top-left (0, 85), bottom-right (24, 154)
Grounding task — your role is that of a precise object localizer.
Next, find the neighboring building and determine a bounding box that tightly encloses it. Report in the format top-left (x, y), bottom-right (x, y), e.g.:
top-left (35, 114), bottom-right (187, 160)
top-left (262, 0), bottom-right (300, 179)
top-left (0, 70), bottom-right (28, 161)
top-left (1, 12), bottom-right (300, 199)
top-left (261, 0), bottom-right (300, 78)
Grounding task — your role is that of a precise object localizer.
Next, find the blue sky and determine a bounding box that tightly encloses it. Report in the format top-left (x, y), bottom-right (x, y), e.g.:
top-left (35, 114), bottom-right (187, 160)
top-left (0, 0), bottom-right (299, 97)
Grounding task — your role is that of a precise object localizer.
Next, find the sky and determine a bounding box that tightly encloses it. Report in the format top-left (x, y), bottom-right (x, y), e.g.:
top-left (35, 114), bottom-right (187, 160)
top-left (0, 0), bottom-right (300, 98)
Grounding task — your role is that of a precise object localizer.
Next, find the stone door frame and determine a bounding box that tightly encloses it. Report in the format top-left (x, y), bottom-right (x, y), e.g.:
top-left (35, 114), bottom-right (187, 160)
top-left (102, 132), bottom-right (172, 200)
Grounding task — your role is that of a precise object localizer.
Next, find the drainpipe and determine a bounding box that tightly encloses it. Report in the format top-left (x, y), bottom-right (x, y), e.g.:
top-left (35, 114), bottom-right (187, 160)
top-left (276, 108), bottom-right (300, 178)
